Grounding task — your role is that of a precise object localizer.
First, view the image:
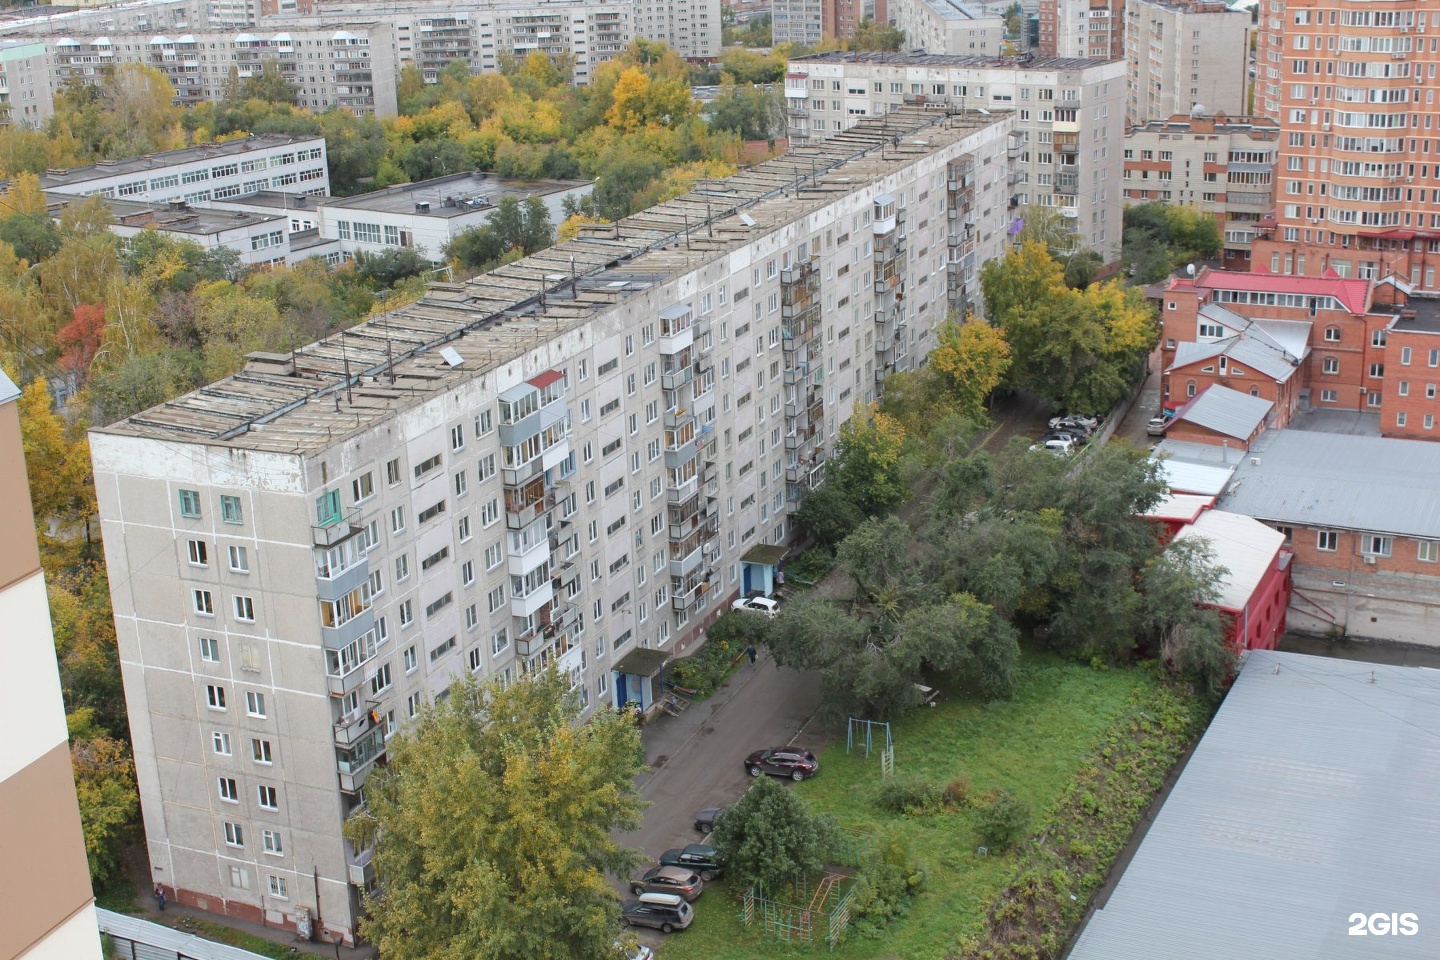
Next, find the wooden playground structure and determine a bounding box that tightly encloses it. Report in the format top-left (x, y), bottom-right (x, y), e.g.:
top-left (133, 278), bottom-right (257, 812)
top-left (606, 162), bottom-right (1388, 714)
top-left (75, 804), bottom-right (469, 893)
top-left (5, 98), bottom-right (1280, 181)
top-left (741, 872), bottom-right (858, 951)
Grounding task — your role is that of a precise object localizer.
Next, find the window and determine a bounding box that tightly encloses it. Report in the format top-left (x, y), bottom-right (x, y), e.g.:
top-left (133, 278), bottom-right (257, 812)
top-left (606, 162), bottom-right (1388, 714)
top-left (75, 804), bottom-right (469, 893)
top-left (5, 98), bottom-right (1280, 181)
top-left (398, 599), bottom-right (414, 627)
top-left (418, 500), bottom-right (447, 525)
top-left (1321, 389), bottom-right (1338, 403)
top-left (218, 777), bottom-right (239, 802)
top-left (207, 684), bottom-right (226, 709)
top-left (1363, 534), bottom-right (1393, 557)
top-left (315, 490), bottom-right (342, 527)
top-left (1322, 357), bottom-right (1339, 374)
top-left (386, 459), bottom-right (401, 485)
top-left (425, 592), bottom-right (454, 618)
top-left (1419, 541), bottom-right (1440, 563)
top-left (352, 472), bottom-right (374, 502)
top-left (251, 738), bottom-right (273, 763)
top-left (492, 628), bottom-right (509, 655)
top-left (262, 829), bottom-right (283, 855)
top-left (212, 731), bottom-right (232, 755)
top-left (370, 663), bottom-right (392, 695)
top-left (257, 785), bottom-right (279, 810)
top-left (224, 822), bottom-right (244, 847)
top-left (403, 645), bottom-right (417, 673)
top-left (461, 560), bottom-right (474, 585)
top-left (487, 585), bottom-right (506, 613)
top-left (200, 637), bottom-right (220, 663)
top-left (179, 489), bottom-right (202, 518)
top-left (450, 424), bottom-right (465, 451)
top-left (1316, 530), bottom-right (1339, 551)
top-left (454, 470), bottom-right (468, 497)
top-left (216, 495), bottom-right (242, 525)
top-left (390, 506), bottom-right (407, 533)
top-left (188, 540), bottom-right (209, 566)
top-left (246, 691), bottom-right (267, 718)
top-left (229, 866), bottom-right (250, 890)
top-left (233, 595), bottom-right (255, 622)
top-left (1402, 347), bottom-right (1413, 366)
top-left (1400, 381), bottom-right (1411, 397)
top-left (1369, 363), bottom-right (1385, 379)
top-left (485, 541), bottom-right (503, 569)
top-left (1324, 328), bottom-right (1341, 342)
top-left (268, 875), bottom-right (289, 899)
top-left (228, 545), bottom-right (249, 573)
top-left (458, 516), bottom-right (472, 542)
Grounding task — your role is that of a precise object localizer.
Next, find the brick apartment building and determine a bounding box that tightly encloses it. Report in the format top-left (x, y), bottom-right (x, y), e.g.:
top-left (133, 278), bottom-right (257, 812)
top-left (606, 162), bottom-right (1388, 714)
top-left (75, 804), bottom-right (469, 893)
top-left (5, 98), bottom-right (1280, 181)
top-left (1161, 383), bottom-right (1274, 449)
top-left (1378, 302), bottom-right (1440, 440)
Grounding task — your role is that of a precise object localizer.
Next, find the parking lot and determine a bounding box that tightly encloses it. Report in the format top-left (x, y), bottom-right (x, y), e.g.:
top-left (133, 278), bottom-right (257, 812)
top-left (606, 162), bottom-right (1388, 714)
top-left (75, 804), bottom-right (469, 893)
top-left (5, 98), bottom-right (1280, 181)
top-left (616, 652), bottom-right (827, 946)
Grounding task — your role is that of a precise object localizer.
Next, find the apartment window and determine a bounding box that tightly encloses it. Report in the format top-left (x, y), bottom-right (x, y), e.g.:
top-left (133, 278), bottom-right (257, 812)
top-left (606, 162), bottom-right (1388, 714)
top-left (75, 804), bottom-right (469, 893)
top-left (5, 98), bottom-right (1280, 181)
top-left (450, 424), bottom-right (465, 451)
top-left (390, 506), bottom-right (407, 534)
top-left (477, 454), bottom-right (496, 483)
top-left (193, 586), bottom-right (217, 617)
top-left (1419, 541), bottom-right (1440, 564)
top-left (461, 560), bottom-right (475, 586)
top-left (475, 410), bottom-right (493, 437)
top-left (492, 628), bottom-right (509, 655)
top-left (386, 459), bottom-right (401, 485)
top-left (458, 516), bottom-right (472, 542)
top-left (1402, 347), bottom-right (1413, 366)
top-left (424, 593), bottom-right (454, 618)
top-left (233, 596), bottom-right (255, 622)
top-left (246, 691), bottom-right (267, 718)
top-left (258, 785), bottom-right (279, 810)
top-left (212, 731), bottom-right (231, 755)
top-left (1321, 389), bottom-right (1338, 403)
top-left (1373, 330), bottom-right (1388, 349)
top-left (1323, 327), bottom-right (1340, 343)
top-left (1398, 412), bottom-right (1408, 427)
top-left (398, 599), bottom-right (414, 627)
top-left (352, 472), bottom-right (374, 502)
top-left (188, 540), bottom-right (209, 566)
top-left (1322, 357), bottom-right (1339, 374)
top-left (403, 645), bottom-right (418, 672)
top-left (224, 822), bottom-right (244, 847)
top-left (229, 866), bottom-right (250, 890)
top-left (1400, 381), bottom-right (1410, 397)
top-left (1430, 349), bottom-right (1440, 368)
top-left (179, 489), bottom-right (202, 518)
top-left (481, 499), bottom-right (499, 526)
top-left (228, 545), bottom-right (249, 573)
top-left (1363, 534), bottom-right (1393, 558)
top-left (370, 663), bottom-right (392, 695)
top-left (1369, 363), bottom-right (1385, 379)
top-left (218, 777), bottom-right (239, 802)
top-left (200, 636), bottom-right (220, 663)
top-left (485, 541), bottom-right (503, 569)
top-left (487, 585), bottom-right (506, 613)
top-left (315, 490), bottom-right (342, 527)
top-left (395, 553), bottom-right (410, 582)
top-left (406, 692), bottom-right (423, 718)
top-left (454, 470), bottom-right (468, 497)
top-left (251, 738), bottom-right (273, 764)
top-left (1316, 530), bottom-right (1339, 551)
top-left (262, 829), bottom-right (283, 855)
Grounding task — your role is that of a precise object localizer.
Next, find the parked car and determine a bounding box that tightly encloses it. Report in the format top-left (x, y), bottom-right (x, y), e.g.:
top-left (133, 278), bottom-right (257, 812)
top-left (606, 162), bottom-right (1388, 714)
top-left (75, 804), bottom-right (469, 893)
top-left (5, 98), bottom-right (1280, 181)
top-left (1044, 429), bottom-right (1086, 445)
top-left (694, 805), bottom-right (728, 833)
top-left (1050, 414), bottom-right (1098, 431)
top-left (1146, 416), bottom-right (1169, 437)
top-left (614, 939), bottom-right (654, 960)
top-left (620, 892), bottom-right (694, 933)
top-left (659, 844), bottom-right (723, 881)
top-left (631, 865), bottom-right (704, 901)
top-left (1029, 438), bottom-right (1074, 456)
top-left (744, 745), bottom-right (820, 781)
top-left (731, 596), bottom-right (779, 618)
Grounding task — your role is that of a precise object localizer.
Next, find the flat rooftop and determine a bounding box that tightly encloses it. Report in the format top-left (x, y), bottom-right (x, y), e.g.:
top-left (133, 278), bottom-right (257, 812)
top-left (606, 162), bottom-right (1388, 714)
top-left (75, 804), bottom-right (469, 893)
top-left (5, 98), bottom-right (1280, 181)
top-left (37, 134), bottom-right (323, 188)
top-left (93, 108), bottom-right (1009, 455)
top-left (1070, 649), bottom-right (1440, 960)
top-left (320, 173), bottom-right (590, 219)
top-left (47, 192), bottom-right (284, 236)
top-left (918, 0), bottom-right (1007, 22)
top-left (791, 51), bottom-right (1116, 71)
top-left (1386, 297), bottom-right (1440, 334)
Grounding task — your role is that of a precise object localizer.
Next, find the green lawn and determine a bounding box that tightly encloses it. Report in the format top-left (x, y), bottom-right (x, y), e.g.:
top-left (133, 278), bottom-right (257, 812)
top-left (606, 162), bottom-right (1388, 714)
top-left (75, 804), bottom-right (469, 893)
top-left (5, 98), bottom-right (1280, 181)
top-left (659, 655), bottom-right (1157, 960)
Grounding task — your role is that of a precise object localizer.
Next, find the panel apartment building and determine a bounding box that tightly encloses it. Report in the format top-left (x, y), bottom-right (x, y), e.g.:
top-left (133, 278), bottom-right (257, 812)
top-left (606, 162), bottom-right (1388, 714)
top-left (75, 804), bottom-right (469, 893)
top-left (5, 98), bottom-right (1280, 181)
top-left (1, 371), bottom-right (104, 960)
top-left (89, 108), bottom-right (1014, 945)
top-left (1252, 0), bottom-right (1440, 294)
top-left (785, 52), bottom-right (1127, 258)
top-left (1123, 113), bottom-right (1278, 268)
top-left (1038, 0), bottom-right (1122, 60)
top-left (1122, 0), bottom-right (1250, 125)
top-left (889, 0), bottom-right (1007, 57)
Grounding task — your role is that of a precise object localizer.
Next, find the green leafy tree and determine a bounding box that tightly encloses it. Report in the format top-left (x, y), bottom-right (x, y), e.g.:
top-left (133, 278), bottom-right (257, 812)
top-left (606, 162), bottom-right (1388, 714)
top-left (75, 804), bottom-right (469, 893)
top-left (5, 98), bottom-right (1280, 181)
top-left (345, 667), bottom-right (645, 960)
top-left (708, 81), bottom-right (785, 141)
top-left (243, 60), bottom-right (298, 105)
top-left (850, 18), bottom-right (906, 51)
top-left (1141, 536), bottom-right (1234, 696)
top-left (353, 247), bottom-right (434, 286)
top-left (830, 405), bottom-right (907, 515)
top-left (710, 775), bottom-right (839, 892)
top-left (68, 712), bottom-right (138, 887)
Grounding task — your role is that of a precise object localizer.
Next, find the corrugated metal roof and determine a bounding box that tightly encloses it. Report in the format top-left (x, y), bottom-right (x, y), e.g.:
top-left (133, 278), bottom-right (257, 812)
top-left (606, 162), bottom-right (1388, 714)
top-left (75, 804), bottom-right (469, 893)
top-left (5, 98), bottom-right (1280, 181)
top-left (1218, 430), bottom-right (1440, 538)
top-left (1174, 385), bottom-right (1273, 440)
top-left (0, 369), bottom-right (18, 405)
top-left (96, 908), bottom-right (275, 960)
top-left (1069, 649), bottom-right (1440, 960)
top-left (1153, 453), bottom-right (1237, 496)
top-left (1142, 492), bottom-right (1214, 522)
top-left (1172, 509), bottom-right (1283, 610)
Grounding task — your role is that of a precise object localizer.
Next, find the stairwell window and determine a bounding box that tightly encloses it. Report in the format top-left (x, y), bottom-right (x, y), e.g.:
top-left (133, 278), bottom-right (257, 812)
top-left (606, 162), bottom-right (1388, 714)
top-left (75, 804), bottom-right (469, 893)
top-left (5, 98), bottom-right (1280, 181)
top-left (179, 489), bottom-right (202, 518)
top-left (316, 489), bottom-right (342, 527)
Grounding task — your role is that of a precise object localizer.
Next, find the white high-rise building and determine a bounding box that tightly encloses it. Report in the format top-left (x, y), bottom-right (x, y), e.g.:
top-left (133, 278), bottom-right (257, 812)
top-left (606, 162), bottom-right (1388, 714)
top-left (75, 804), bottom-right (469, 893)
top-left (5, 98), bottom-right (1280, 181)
top-left (90, 108), bottom-right (1014, 946)
top-left (1122, 0), bottom-right (1251, 125)
top-left (785, 52), bottom-right (1127, 258)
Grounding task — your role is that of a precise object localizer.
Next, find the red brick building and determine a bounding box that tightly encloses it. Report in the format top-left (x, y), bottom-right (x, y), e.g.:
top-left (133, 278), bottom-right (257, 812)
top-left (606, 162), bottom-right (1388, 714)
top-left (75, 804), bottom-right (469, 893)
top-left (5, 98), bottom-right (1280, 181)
top-left (1379, 305), bottom-right (1440, 441)
top-left (1172, 510), bottom-right (1291, 653)
top-left (1162, 384), bottom-right (1274, 450)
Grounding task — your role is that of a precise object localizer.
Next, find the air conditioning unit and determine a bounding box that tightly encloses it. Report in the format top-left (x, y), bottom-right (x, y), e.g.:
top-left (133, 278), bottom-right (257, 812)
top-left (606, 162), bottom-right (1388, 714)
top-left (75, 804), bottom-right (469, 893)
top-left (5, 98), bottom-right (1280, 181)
top-left (1364, 554), bottom-right (1377, 564)
top-left (1309, 99), bottom-right (1317, 106)
top-left (1408, 177), bottom-right (1415, 183)
top-left (1321, 123), bottom-right (1331, 131)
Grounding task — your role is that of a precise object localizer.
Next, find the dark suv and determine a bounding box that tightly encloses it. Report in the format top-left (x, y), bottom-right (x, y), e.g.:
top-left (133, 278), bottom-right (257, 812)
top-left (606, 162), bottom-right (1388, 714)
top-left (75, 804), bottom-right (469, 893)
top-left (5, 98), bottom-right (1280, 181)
top-left (744, 745), bottom-right (819, 781)
top-left (620, 892), bottom-right (693, 933)
top-left (659, 844), bottom-right (723, 881)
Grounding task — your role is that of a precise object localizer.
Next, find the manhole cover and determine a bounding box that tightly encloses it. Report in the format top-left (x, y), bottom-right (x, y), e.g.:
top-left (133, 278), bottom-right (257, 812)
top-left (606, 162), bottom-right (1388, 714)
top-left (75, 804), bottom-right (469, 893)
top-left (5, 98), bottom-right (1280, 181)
top-left (653, 755), bottom-right (670, 768)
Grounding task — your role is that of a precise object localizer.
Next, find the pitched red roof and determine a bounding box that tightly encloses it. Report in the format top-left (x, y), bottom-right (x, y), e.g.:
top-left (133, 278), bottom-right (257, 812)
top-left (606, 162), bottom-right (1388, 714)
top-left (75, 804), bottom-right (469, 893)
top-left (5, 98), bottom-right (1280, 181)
top-left (1194, 268), bottom-right (1372, 316)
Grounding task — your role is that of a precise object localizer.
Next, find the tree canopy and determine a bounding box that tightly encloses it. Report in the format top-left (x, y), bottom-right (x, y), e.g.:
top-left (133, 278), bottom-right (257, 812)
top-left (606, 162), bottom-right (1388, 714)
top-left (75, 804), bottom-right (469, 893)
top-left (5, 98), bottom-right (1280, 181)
top-left (710, 776), bottom-right (839, 891)
top-left (1121, 202), bottom-right (1223, 283)
top-left (345, 667), bottom-right (645, 960)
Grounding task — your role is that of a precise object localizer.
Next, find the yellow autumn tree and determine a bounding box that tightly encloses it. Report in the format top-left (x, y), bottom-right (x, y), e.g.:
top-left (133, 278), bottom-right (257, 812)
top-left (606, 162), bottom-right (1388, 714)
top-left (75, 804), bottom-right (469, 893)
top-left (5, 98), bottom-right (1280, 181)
top-left (930, 314), bottom-right (1013, 422)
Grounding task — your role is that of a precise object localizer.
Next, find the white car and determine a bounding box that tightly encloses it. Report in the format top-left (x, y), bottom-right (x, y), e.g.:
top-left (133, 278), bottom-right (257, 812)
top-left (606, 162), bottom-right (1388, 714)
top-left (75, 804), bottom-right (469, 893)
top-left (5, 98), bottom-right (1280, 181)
top-left (1146, 417), bottom-right (1168, 437)
top-left (1028, 438), bottom-right (1074, 456)
top-left (1050, 414), bottom-right (1098, 431)
top-left (731, 596), bottom-right (779, 618)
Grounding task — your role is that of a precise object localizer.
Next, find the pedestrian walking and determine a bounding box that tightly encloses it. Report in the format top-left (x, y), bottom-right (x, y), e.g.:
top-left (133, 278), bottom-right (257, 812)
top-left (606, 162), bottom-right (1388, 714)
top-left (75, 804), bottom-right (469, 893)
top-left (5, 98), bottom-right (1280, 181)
top-left (154, 883), bottom-right (166, 912)
top-left (745, 644), bottom-right (757, 665)
top-left (775, 569), bottom-right (785, 588)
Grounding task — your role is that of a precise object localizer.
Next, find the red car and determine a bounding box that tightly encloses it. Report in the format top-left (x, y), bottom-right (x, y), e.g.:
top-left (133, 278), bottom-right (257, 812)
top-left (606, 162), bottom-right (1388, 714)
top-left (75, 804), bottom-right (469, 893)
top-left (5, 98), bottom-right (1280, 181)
top-left (744, 746), bottom-right (819, 781)
top-left (630, 865), bottom-right (704, 901)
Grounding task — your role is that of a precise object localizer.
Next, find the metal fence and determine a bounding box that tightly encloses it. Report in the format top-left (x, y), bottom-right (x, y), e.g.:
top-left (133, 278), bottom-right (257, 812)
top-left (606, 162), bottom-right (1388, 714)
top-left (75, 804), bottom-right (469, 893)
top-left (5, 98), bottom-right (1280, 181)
top-left (97, 908), bottom-right (276, 960)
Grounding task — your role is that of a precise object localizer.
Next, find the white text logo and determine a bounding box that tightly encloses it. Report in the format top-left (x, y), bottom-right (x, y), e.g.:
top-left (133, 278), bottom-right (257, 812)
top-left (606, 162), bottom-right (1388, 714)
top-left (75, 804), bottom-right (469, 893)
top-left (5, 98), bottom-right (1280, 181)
top-left (1348, 913), bottom-right (1419, 936)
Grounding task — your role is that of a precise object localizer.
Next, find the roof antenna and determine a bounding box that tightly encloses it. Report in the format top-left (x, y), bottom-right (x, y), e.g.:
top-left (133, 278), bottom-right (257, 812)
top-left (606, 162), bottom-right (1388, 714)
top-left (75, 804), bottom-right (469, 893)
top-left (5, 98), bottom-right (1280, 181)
top-left (570, 256), bottom-right (577, 298)
top-left (386, 323), bottom-right (396, 386)
top-left (341, 335), bottom-right (353, 405)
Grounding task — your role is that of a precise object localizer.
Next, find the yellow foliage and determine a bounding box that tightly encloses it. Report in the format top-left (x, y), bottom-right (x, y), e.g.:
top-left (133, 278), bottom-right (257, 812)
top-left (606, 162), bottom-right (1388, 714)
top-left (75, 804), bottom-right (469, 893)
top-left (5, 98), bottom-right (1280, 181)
top-left (557, 213), bottom-right (608, 242)
top-left (605, 66), bottom-right (653, 133)
top-left (930, 315), bottom-right (1012, 421)
top-left (0, 172), bottom-right (48, 217)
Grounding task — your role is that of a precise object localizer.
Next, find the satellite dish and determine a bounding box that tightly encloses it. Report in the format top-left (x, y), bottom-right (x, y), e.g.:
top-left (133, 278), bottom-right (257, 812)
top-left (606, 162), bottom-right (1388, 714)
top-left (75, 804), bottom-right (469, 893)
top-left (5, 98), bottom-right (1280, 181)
top-left (1186, 263), bottom-right (1196, 277)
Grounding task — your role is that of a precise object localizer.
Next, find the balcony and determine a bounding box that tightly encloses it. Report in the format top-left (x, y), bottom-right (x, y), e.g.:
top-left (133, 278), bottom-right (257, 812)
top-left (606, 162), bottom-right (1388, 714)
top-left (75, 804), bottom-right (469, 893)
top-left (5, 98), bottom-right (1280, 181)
top-left (667, 475), bottom-right (699, 503)
top-left (336, 728), bottom-right (385, 794)
top-left (332, 704), bottom-right (378, 745)
top-left (665, 407), bottom-right (694, 429)
top-left (312, 509), bottom-right (361, 548)
top-left (669, 543), bottom-right (704, 578)
top-left (661, 365), bottom-right (693, 391)
top-left (346, 845), bottom-right (374, 887)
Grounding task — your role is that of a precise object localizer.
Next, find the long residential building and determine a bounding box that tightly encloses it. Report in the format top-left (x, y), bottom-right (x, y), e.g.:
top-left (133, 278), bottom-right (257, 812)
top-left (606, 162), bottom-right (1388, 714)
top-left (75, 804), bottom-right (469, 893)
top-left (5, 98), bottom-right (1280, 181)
top-left (0, 40), bottom-right (53, 128)
top-left (888, 0), bottom-right (1006, 56)
top-left (1123, 113), bottom-right (1278, 268)
top-left (0, 371), bottom-right (104, 960)
top-left (1038, 0), bottom-right (1122, 60)
top-left (1252, 0), bottom-right (1440, 294)
top-left (784, 52), bottom-right (1127, 258)
top-left (1122, 0), bottom-right (1250, 125)
top-left (89, 107), bottom-right (1015, 945)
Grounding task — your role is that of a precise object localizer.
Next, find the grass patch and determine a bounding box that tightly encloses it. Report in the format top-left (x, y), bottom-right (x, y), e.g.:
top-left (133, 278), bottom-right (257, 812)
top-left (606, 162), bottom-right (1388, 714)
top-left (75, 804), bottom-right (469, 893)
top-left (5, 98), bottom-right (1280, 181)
top-left (169, 918), bottom-right (302, 959)
top-left (94, 877), bottom-right (139, 914)
top-left (659, 653), bottom-right (1163, 960)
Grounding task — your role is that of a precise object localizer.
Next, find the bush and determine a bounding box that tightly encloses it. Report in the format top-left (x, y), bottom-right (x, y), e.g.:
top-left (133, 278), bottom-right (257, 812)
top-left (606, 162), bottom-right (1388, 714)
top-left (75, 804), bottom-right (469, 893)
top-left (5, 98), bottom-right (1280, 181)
top-left (710, 776), bottom-right (839, 892)
top-left (975, 791), bottom-right (1031, 852)
top-left (668, 612), bottom-right (767, 698)
top-left (945, 776), bottom-right (971, 806)
top-left (849, 839), bottom-right (926, 934)
top-left (875, 775), bottom-right (944, 815)
top-left (787, 546), bottom-right (836, 584)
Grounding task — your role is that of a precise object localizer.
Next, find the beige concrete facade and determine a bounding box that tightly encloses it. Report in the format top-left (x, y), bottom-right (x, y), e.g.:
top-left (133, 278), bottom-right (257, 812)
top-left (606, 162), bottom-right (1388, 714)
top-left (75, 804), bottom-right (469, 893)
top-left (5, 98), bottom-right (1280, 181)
top-left (0, 373), bottom-right (102, 960)
top-left (784, 53), bottom-right (1127, 259)
top-left (1122, 0), bottom-right (1250, 125)
top-left (91, 109), bottom-right (1014, 944)
top-left (1039, 0), bottom-right (1123, 60)
top-left (889, 0), bottom-right (1007, 56)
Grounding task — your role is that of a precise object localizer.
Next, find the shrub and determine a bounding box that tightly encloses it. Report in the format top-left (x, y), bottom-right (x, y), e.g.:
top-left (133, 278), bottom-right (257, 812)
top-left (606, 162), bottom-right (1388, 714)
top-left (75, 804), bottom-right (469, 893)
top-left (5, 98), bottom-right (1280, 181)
top-left (788, 546), bottom-right (836, 584)
top-left (975, 791), bottom-right (1032, 852)
top-left (849, 839), bottom-right (926, 934)
top-left (875, 775), bottom-right (944, 815)
top-left (945, 776), bottom-right (971, 806)
top-left (710, 776), bottom-right (839, 892)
